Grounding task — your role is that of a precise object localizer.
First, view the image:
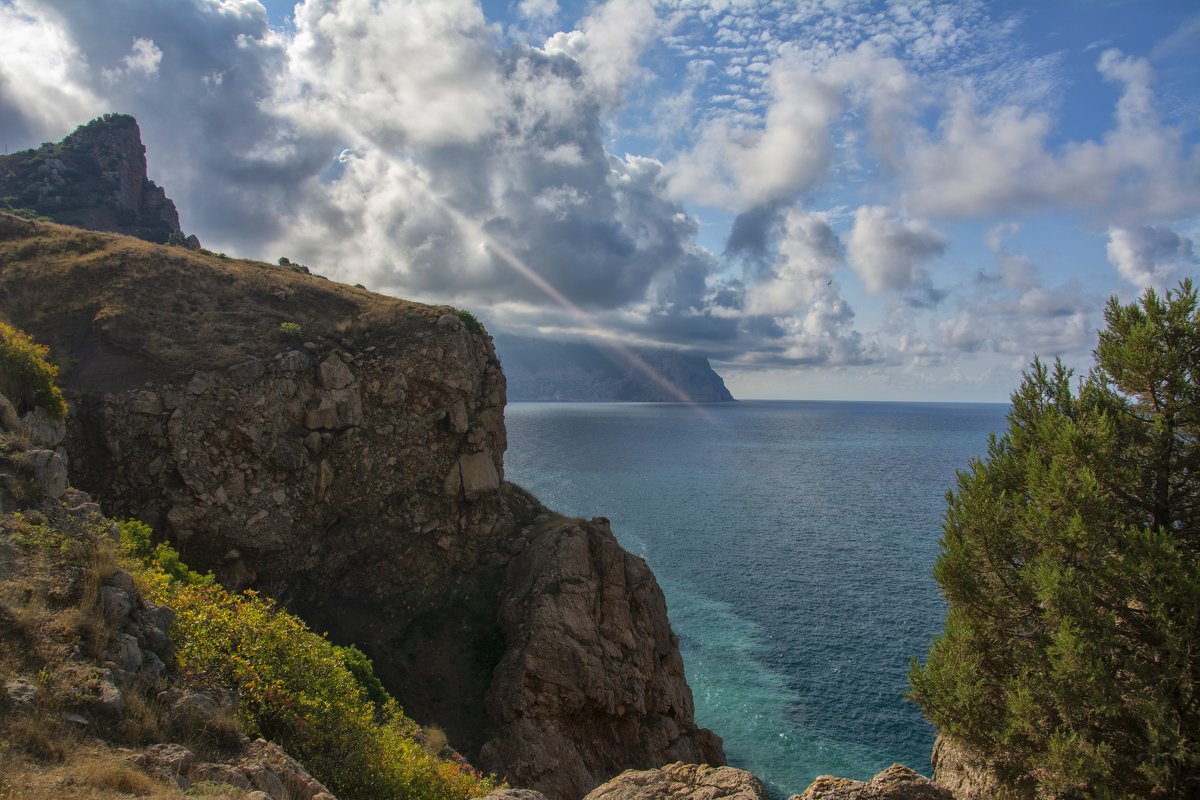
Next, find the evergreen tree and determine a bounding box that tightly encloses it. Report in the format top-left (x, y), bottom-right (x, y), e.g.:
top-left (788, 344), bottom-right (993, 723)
top-left (910, 280), bottom-right (1200, 799)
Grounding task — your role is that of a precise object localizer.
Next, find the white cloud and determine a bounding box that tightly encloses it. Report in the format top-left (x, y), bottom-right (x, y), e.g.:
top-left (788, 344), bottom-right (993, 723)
top-left (904, 50), bottom-right (1200, 223)
top-left (1106, 226), bottom-right (1197, 289)
top-left (518, 0), bottom-right (559, 21)
top-left (666, 60), bottom-right (841, 208)
top-left (102, 37), bottom-right (163, 84)
top-left (745, 209), bottom-right (842, 316)
top-left (846, 205), bottom-right (945, 295)
top-left (542, 0), bottom-right (659, 106)
top-left (936, 233), bottom-right (1095, 359)
top-left (280, 0), bottom-right (502, 147)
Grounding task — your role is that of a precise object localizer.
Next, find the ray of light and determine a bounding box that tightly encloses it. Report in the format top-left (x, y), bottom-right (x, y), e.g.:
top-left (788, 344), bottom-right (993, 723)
top-left (426, 190), bottom-right (718, 415)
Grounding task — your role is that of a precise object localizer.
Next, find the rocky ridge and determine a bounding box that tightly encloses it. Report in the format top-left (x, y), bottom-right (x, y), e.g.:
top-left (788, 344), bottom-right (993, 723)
top-left (0, 114), bottom-right (194, 246)
top-left (0, 213), bottom-right (722, 800)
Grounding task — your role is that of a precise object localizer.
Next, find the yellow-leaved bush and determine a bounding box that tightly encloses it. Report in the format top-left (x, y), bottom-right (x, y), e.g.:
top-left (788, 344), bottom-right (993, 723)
top-left (120, 520), bottom-right (497, 800)
top-left (0, 320), bottom-right (68, 418)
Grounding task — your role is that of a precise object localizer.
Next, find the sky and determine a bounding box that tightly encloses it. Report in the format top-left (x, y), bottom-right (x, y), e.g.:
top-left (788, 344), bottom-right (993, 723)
top-left (1, 1), bottom-right (1197, 401)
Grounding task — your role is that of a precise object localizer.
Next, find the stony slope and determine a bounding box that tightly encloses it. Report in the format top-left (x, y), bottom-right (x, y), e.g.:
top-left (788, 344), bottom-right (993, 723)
top-left (0, 388), bottom-right (335, 800)
top-left (0, 213), bottom-right (723, 799)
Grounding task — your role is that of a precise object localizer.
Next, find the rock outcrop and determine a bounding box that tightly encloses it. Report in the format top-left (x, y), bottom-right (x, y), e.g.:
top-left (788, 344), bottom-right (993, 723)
top-left (494, 335), bottom-right (735, 402)
top-left (0, 114), bottom-right (191, 245)
top-left (930, 736), bottom-right (1035, 800)
top-left (793, 765), bottom-right (952, 800)
top-left (0, 214), bottom-right (723, 799)
top-left (583, 763), bottom-right (767, 800)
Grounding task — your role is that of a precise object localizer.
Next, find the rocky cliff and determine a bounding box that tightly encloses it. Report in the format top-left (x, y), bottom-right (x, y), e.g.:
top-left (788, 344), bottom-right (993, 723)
top-left (494, 335), bottom-right (735, 403)
top-left (0, 213), bottom-right (723, 799)
top-left (0, 114), bottom-right (191, 245)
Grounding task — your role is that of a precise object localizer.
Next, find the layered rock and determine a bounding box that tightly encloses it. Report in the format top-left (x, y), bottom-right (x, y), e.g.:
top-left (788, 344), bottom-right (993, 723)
top-left (0, 114), bottom-right (189, 244)
top-left (494, 335), bottom-right (735, 402)
top-left (0, 215), bottom-right (722, 799)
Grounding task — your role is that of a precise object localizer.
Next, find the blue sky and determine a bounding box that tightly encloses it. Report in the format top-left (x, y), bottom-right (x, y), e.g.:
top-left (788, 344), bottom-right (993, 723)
top-left (2, 1), bottom-right (1198, 400)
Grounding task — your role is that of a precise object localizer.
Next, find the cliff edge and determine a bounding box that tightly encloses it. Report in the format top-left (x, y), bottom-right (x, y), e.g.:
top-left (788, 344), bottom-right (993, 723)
top-left (0, 213), bottom-right (723, 799)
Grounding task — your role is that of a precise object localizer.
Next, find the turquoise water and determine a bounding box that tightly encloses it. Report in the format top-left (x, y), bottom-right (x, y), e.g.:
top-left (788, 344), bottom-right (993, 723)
top-left (503, 400), bottom-right (1009, 797)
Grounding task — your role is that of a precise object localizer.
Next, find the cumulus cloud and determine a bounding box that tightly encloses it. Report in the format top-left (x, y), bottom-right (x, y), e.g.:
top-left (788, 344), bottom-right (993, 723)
top-left (542, 0), bottom-right (659, 106)
top-left (904, 50), bottom-right (1200, 223)
top-left (937, 229), bottom-right (1095, 359)
top-left (101, 37), bottom-right (162, 84)
top-left (1106, 226), bottom-right (1197, 289)
top-left (281, 0), bottom-right (502, 147)
top-left (666, 59), bottom-right (841, 208)
top-left (846, 206), bottom-right (945, 297)
top-left (745, 209), bottom-right (843, 316)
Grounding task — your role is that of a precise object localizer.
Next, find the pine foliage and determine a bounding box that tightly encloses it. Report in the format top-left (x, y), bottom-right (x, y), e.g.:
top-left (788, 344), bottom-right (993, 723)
top-left (910, 281), bottom-right (1200, 799)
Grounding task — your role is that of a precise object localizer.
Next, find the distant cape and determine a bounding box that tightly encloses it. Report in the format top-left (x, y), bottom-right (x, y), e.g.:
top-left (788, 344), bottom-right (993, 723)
top-left (493, 335), bottom-right (735, 402)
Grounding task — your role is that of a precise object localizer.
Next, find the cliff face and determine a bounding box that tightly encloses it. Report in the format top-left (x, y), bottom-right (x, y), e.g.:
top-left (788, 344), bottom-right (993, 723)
top-left (494, 336), bottom-right (735, 403)
top-left (0, 213), bottom-right (723, 799)
top-left (0, 114), bottom-right (187, 245)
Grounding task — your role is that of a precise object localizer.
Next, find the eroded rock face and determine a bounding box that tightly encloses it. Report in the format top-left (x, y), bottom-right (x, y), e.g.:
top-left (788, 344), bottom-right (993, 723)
top-left (482, 507), bottom-right (725, 798)
top-left (583, 763), bottom-right (766, 800)
top-left (793, 764), bottom-right (951, 800)
top-left (72, 322), bottom-right (506, 591)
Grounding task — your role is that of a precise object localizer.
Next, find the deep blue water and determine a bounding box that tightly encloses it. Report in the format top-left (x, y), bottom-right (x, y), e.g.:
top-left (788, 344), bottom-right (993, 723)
top-left (503, 400), bottom-right (1009, 797)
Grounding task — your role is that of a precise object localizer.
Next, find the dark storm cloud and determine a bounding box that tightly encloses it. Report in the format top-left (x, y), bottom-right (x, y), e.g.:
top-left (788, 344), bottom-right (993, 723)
top-left (724, 202), bottom-right (786, 271)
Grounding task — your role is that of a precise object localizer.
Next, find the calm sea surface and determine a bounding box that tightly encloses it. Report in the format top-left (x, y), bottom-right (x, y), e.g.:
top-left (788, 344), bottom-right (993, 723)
top-left (503, 400), bottom-right (1009, 797)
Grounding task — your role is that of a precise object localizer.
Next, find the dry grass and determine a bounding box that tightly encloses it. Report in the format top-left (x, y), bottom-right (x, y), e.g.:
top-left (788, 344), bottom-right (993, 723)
top-left (0, 744), bottom-right (196, 799)
top-left (0, 212), bottom-right (445, 394)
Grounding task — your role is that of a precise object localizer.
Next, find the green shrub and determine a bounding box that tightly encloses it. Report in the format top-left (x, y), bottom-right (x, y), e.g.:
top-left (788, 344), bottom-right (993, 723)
top-left (279, 321), bottom-right (303, 342)
top-left (454, 309), bottom-right (483, 334)
top-left (0, 321), bottom-right (67, 418)
top-left (122, 524), bottom-right (496, 800)
top-left (335, 643), bottom-right (391, 711)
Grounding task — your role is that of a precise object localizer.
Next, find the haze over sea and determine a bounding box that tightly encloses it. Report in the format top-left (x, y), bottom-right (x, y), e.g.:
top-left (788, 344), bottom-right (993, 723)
top-left (505, 400), bottom-right (1010, 797)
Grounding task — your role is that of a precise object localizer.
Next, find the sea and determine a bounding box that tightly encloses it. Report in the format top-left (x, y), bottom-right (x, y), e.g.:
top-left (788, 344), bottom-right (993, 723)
top-left (503, 400), bottom-right (1010, 798)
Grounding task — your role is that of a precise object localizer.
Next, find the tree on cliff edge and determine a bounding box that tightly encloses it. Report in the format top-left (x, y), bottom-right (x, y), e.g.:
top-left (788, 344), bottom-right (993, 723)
top-left (910, 280), bottom-right (1200, 799)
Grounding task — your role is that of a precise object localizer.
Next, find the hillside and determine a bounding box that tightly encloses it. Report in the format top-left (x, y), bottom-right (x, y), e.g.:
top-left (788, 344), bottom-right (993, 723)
top-left (0, 213), bottom-right (723, 799)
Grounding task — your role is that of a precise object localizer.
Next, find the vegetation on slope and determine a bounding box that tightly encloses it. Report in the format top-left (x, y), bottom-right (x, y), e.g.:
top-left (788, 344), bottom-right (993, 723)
top-left (0, 320), bottom-right (68, 418)
top-left (910, 281), bottom-right (1200, 799)
top-left (121, 519), bottom-right (497, 800)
